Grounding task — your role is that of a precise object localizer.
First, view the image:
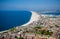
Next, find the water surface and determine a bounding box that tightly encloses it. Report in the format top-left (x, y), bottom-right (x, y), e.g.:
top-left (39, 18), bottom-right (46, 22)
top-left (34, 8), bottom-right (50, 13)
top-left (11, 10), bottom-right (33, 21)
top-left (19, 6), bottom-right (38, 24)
top-left (0, 11), bottom-right (32, 31)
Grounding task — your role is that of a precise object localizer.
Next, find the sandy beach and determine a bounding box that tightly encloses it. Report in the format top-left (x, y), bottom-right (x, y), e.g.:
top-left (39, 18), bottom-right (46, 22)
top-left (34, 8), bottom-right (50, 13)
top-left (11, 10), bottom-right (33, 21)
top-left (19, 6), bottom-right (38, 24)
top-left (21, 11), bottom-right (40, 26)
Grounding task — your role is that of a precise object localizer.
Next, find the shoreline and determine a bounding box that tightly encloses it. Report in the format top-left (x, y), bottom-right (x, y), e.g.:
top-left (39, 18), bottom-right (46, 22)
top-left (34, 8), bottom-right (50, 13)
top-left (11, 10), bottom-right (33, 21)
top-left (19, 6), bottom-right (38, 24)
top-left (0, 11), bottom-right (40, 33)
top-left (21, 11), bottom-right (40, 26)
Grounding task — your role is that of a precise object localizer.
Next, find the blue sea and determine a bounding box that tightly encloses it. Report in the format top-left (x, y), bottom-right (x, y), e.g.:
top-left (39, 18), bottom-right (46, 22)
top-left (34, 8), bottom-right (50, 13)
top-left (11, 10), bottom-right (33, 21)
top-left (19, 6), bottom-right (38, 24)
top-left (0, 11), bottom-right (60, 32)
top-left (0, 10), bottom-right (32, 31)
top-left (40, 12), bottom-right (60, 15)
top-left (39, 11), bottom-right (60, 17)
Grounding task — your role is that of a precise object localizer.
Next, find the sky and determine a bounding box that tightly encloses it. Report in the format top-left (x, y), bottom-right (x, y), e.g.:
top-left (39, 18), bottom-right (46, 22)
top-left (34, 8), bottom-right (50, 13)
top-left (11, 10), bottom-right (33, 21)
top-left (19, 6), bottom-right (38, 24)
top-left (0, 0), bottom-right (60, 10)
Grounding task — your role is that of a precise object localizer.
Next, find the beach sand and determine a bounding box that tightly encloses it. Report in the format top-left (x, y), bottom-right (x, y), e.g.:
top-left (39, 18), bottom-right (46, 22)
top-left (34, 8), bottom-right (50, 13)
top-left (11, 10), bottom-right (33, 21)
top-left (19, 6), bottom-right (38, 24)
top-left (21, 11), bottom-right (40, 26)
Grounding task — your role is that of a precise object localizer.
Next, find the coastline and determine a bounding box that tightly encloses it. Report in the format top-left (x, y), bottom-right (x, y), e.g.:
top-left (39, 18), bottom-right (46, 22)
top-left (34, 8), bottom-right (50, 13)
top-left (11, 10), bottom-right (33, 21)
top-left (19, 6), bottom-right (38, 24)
top-left (21, 11), bottom-right (40, 26)
top-left (0, 11), bottom-right (40, 33)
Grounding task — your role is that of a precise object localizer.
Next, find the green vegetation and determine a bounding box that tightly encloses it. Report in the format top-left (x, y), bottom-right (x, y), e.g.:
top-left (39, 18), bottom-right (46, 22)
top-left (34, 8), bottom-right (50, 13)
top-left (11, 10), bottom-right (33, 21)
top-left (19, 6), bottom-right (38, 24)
top-left (43, 30), bottom-right (53, 36)
top-left (26, 30), bottom-right (29, 33)
top-left (9, 27), bottom-right (16, 32)
top-left (36, 30), bottom-right (53, 36)
top-left (34, 26), bottom-right (53, 36)
top-left (36, 32), bottom-right (41, 34)
top-left (34, 26), bottom-right (41, 31)
top-left (25, 26), bottom-right (53, 36)
top-left (34, 26), bottom-right (41, 29)
top-left (2, 31), bottom-right (8, 34)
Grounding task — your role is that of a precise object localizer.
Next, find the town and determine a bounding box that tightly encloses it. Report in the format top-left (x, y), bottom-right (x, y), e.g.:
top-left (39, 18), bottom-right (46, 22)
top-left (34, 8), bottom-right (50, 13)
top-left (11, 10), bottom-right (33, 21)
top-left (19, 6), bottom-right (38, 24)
top-left (0, 15), bottom-right (60, 39)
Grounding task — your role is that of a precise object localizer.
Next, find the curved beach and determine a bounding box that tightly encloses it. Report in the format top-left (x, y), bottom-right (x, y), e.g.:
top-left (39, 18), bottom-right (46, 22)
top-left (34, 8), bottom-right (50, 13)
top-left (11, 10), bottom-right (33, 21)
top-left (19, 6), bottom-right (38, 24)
top-left (21, 11), bottom-right (40, 26)
top-left (0, 11), bottom-right (40, 33)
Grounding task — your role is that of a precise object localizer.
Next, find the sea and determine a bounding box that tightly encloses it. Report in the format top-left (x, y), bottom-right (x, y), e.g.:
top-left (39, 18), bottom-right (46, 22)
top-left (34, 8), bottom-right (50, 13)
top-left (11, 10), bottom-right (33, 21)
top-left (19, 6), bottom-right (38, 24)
top-left (40, 12), bottom-right (60, 15)
top-left (0, 10), bottom-right (60, 32)
top-left (38, 11), bottom-right (60, 17)
top-left (0, 10), bottom-right (32, 31)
